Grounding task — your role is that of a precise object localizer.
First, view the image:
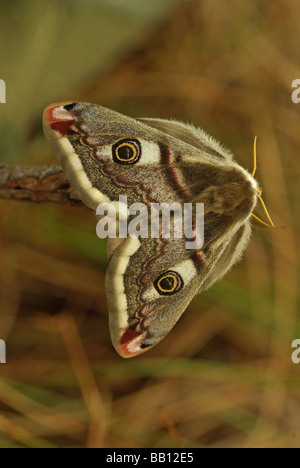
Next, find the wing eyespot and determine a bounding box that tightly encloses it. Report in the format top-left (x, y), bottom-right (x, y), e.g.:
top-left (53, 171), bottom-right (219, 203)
top-left (112, 139), bottom-right (141, 165)
top-left (154, 271), bottom-right (184, 296)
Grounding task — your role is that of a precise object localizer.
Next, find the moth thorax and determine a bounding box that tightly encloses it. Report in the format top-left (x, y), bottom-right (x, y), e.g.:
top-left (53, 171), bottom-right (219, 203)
top-left (197, 167), bottom-right (257, 221)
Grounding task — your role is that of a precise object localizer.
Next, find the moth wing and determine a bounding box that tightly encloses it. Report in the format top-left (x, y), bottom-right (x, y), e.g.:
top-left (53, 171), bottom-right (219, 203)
top-left (137, 117), bottom-right (233, 162)
top-left (106, 215), bottom-right (253, 358)
top-left (43, 102), bottom-right (198, 213)
top-left (42, 102), bottom-right (237, 217)
top-left (106, 234), bottom-right (206, 358)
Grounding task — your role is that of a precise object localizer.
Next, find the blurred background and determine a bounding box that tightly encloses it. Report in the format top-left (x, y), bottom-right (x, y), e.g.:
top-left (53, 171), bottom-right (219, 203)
top-left (0, 0), bottom-right (299, 448)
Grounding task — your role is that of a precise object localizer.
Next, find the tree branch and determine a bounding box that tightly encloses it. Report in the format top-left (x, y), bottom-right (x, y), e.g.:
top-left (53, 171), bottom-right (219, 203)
top-left (0, 164), bottom-right (82, 205)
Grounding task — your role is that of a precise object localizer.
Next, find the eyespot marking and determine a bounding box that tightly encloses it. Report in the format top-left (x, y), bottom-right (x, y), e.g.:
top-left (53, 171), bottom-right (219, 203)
top-left (112, 139), bottom-right (141, 165)
top-left (154, 271), bottom-right (184, 296)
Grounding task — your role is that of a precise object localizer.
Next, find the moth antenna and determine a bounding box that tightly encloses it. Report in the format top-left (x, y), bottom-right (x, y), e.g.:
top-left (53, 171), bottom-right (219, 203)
top-left (256, 193), bottom-right (275, 227)
top-left (251, 193), bottom-right (275, 228)
top-left (252, 136), bottom-right (257, 177)
top-left (250, 136), bottom-right (275, 227)
top-left (251, 212), bottom-right (272, 227)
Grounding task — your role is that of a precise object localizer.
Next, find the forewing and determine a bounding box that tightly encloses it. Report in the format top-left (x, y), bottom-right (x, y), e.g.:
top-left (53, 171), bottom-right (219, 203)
top-left (43, 102), bottom-right (196, 211)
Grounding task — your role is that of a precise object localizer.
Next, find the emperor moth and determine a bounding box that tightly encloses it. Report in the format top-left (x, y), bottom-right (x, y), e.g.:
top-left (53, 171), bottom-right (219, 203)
top-left (43, 102), bottom-right (271, 357)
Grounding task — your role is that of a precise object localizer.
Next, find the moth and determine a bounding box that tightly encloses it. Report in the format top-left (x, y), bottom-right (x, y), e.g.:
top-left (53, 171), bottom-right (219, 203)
top-left (43, 102), bottom-right (272, 358)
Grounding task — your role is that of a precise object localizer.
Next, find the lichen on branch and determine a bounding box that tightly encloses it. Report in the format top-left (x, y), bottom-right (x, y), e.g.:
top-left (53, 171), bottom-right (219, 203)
top-left (0, 164), bottom-right (81, 205)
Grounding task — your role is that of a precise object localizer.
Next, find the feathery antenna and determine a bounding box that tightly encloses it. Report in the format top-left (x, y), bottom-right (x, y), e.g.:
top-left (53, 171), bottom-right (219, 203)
top-left (251, 136), bottom-right (275, 228)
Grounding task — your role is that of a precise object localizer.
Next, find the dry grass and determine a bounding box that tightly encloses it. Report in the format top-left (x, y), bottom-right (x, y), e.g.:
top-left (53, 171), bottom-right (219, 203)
top-left (0, 0), bottom-right (299, 448)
